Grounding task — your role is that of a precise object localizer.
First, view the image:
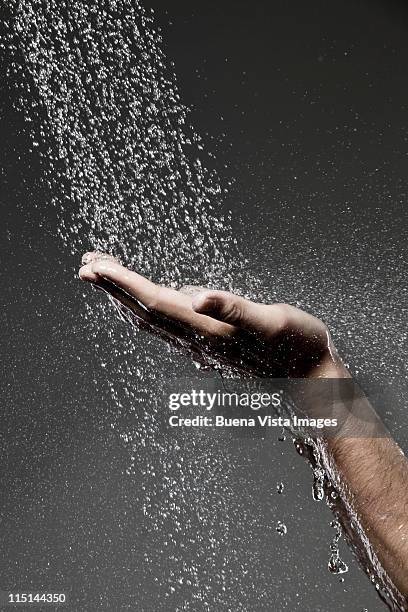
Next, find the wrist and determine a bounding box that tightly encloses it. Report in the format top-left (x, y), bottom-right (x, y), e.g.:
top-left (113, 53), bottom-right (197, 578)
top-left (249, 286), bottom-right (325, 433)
top-left (308, 350), bottom-right (350, 380)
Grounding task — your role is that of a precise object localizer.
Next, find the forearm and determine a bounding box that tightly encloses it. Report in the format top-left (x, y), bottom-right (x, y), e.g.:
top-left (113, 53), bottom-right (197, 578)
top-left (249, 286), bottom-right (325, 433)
top-left (318, 361), bottom-right (408, 599)
top-left (328, 433), bottom-right (408, 598)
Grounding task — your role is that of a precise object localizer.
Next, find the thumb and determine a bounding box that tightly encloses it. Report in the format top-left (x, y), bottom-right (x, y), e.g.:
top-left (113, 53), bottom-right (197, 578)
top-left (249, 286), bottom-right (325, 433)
top-left (192, 290), bottom-right (285, 338)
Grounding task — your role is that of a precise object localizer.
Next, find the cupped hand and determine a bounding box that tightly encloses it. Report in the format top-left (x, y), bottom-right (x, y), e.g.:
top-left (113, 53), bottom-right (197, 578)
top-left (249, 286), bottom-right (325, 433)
top-left (79, 251), bottom-right (345, 378)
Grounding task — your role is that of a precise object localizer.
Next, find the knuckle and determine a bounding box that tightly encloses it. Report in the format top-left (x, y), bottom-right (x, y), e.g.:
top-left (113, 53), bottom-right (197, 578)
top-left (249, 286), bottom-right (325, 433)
top-left (270, 303), bottom-right (291, 331)
top-left (316, 319), bottom-right (330, 343)
top-left (318, 319), bottom-right (329, 335)
top-left (221, 297), bottom-right (243, 324)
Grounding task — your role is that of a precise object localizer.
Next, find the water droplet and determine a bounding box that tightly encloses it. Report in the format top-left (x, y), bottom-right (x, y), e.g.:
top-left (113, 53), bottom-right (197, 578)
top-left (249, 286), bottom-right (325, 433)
top-left (312, 467), bottom-right (325, 501)
top-left (276, 521), bottom-right (287, 536)
top-left (328, 520), bottom-right (348, 575)
top-left (328, 555), bottom-right (349, 575)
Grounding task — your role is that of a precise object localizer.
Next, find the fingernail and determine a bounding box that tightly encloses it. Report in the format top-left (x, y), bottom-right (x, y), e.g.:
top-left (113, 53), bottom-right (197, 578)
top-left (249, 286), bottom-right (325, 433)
top-left (81, 252), bottom-right (96, 264)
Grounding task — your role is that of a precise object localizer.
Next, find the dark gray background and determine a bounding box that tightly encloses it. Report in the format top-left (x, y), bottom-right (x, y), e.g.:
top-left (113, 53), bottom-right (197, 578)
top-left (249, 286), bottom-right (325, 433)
top-left (1, 0), bottom-right (408, 610)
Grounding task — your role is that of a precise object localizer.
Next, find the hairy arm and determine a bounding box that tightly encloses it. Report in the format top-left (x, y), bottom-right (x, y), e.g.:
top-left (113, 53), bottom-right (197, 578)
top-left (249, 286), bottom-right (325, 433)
top-left (326, 386), bottom-right (408, 599)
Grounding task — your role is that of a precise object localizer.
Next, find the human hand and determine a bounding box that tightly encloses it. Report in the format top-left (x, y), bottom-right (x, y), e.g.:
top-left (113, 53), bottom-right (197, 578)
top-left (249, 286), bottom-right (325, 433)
top-left (79, 252), bottom-right (345, 379)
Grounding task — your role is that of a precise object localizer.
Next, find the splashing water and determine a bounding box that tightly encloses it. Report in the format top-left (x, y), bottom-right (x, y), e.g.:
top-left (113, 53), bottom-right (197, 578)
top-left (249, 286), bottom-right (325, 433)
top-left (312, 467), bottom-right (325, 502)
top-left (328, 520), bottom-right (349, 576)
top-left (276, 521), bottom-right (287, 536)
top-left (7, 0), bottom-right (243, 288)
top-left (3, 0), bottom-right (405, 610)
top-left (3, 1), bottom-right (261, 609)
top-left (276, 482), bottom-right (284, 494)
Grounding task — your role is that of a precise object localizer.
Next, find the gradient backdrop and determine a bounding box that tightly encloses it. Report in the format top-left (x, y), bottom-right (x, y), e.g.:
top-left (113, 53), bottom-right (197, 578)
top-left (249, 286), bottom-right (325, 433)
top-left (1, 0), bottom-right (408, 610)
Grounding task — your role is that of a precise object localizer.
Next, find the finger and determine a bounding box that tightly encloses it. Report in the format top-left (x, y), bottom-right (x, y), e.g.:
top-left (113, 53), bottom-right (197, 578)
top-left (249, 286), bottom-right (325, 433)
top-left (81, 251), bottom-right (119, 265)
top-left (191, 290), bottom-right (287, 339)
top-left (79, 258), bottom-right (234, 337)
top-left (178, 285), bottom-right (207, 296)
top-left (79, 260), bottom-right (159, 308)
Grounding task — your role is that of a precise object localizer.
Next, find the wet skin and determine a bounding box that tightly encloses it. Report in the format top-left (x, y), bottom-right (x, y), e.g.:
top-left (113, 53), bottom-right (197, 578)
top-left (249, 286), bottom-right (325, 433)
top-left (78, 251), bottom-right (344, 379)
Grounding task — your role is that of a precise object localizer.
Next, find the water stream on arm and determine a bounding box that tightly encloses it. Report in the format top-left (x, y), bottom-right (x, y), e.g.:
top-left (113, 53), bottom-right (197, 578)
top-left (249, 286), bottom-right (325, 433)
top-left (3, 0), bottom-right (402, 609)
